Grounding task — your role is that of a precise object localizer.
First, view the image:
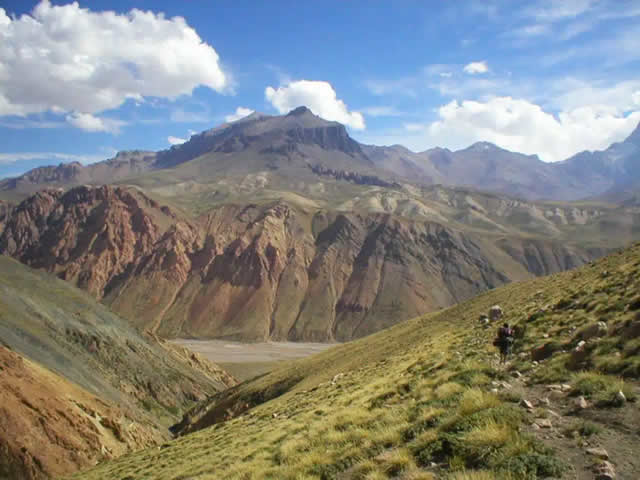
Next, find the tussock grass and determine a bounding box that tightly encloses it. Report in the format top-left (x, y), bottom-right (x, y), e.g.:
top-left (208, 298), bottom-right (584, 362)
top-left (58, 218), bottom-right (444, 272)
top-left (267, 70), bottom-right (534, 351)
top-left (447, 471), bottom-right (496, 480)
top-left (571, 371), bottom-right (636, 406)
top-left (435, 382), bottom-right (465, 400)
top-left (458, 389), bottom-right (501, 416)
top-left (463, 420), bottom-right (512, 449)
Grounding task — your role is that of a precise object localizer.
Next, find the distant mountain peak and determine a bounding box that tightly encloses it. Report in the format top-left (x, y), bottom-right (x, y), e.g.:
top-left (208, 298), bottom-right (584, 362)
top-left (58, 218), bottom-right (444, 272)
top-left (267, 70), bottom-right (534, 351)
top-left (626, 121), bottom-right (640, 145)
top-left (466, 141), bottom-right (501, 152)
top-left (287, 106), bottom-right (313, 116)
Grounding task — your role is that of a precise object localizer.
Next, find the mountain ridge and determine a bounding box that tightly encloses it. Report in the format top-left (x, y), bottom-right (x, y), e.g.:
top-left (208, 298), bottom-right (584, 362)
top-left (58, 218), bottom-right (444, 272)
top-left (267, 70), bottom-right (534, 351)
top-left (1, 109), bottom-right (639, 202)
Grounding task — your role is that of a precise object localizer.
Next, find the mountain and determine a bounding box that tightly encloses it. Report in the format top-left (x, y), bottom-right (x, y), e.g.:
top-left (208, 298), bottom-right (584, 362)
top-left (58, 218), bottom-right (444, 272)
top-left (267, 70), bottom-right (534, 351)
top-left (365, 123), bottom-right (640, 201)
top-left (0, 151), bottom-right (156, 199)
top-left (1, 110), bottom-right (639, 203)
top-left (0, 109), bottom-right (639, 341)
top-left (556, 122), bottom-right (640, 199)
top-left (69, 241), bottom-right (640, 480)
top-left (0, 255), bottom-right (235, 479)
top-left (3, 111), bottom-right (639, 203)
top-left (1, 183), bottom-right (631, 342)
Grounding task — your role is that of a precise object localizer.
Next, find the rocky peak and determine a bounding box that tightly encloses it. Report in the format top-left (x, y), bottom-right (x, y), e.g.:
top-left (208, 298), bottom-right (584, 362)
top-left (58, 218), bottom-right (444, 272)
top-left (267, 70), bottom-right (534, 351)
top-left (287, 106), bottom-right (313, 116)
top-left (465, 141), bottom-right (503, 153)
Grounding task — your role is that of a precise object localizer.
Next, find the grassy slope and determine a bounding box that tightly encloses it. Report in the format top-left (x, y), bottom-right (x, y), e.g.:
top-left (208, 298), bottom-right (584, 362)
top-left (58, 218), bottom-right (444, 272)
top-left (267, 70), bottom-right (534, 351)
top-left (71, 243), bottom-right (640, 480)
top-left (0, 255), bottom-right (233, 427)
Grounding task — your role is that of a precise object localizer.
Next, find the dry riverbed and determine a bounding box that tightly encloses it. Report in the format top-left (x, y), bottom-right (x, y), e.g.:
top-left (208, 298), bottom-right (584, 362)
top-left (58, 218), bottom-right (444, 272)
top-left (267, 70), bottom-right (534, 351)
top-left (171, 339), bottom-right (334, 381)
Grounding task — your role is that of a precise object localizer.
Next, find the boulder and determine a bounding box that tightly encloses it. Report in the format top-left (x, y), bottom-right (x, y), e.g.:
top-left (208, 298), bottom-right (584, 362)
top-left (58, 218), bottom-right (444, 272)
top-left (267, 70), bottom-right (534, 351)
top-left (574, 321), bottom-right (607, 342)
top-left (575, 396), bottom-right (588, 410)
top-left (531, 342), bottom-right (559, 361)
top-left (620, 320), bottom-right (640, 339)
top-left (594, 460), bottom-right (616, 480)
top-left (489, 305), bottom-right (503, 321)
top-left (615, 390), bottom-right (626, 405)
top-left (520, 399), bottom-right (534, 410)
top-left (535, 419), bottom-right (552, 428)
top-left (569, 341), bottom-right (590, 369)
top-left (586, 447), bottom-right (609, 460)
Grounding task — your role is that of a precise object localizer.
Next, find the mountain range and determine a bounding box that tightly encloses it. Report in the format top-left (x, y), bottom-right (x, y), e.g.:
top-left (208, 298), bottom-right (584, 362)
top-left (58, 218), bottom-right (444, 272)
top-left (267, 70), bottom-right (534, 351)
top-left (2, 107), bottom-right (639, 202)
top-left (0, 107), bottom-right (639, 342)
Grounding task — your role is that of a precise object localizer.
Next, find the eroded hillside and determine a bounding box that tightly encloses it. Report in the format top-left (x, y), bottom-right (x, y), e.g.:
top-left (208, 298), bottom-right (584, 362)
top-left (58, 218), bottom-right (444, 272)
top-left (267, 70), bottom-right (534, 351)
top-left (0, 184), bottom-right (608, 342)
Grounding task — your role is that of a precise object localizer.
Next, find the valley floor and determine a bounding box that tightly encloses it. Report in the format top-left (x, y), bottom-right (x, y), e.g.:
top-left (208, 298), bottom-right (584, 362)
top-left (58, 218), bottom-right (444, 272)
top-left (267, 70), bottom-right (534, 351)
top-left (170, 339), bottom-right (333, 381)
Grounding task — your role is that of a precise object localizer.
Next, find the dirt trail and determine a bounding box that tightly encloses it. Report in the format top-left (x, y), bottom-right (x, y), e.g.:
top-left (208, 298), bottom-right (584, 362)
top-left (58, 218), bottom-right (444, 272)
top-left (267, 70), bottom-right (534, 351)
top-left (493, 359), bottom-right (640, 480)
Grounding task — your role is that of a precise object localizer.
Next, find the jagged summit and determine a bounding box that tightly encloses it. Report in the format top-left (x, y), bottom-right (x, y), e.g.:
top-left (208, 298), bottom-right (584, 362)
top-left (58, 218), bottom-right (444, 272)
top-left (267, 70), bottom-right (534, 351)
top-left (463, 141), bottom-right (504, 153)
top-left (286, 105), bottom-right (313, 116)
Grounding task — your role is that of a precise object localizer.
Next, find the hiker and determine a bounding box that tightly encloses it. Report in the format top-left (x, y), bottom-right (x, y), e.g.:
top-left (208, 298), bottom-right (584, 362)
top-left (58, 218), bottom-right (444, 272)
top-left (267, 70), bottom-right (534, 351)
top-left (494, 322), bottom-right (514, 364)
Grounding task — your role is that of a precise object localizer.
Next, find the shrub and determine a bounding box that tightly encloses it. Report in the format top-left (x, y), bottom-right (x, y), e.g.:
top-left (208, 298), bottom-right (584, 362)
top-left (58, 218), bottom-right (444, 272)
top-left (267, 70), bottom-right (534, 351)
top-left (496, 451), bottom-right (566, 478)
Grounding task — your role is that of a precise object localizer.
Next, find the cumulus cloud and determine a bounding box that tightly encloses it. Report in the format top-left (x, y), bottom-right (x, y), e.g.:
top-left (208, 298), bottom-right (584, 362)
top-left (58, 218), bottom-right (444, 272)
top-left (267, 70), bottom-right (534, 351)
top-left (463, 61), bottom-right (489, 74)
top-left (0, 1), bottom-right (228, 130)
top-left (427, 97), bottom-right (640, 161)
top-left (168, 136), bottom-right (187, 145)
top-left (66, 112), bottom-right (124, 133)
top-left (225, 107), bottom-right (255, 122)
top-left (265, 80), bottom-right (365, 130)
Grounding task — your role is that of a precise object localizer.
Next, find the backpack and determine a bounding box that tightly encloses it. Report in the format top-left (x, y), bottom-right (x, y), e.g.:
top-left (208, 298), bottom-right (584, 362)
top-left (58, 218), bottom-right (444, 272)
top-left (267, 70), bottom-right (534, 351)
top-left (498, 327), bottom-right (513, 339)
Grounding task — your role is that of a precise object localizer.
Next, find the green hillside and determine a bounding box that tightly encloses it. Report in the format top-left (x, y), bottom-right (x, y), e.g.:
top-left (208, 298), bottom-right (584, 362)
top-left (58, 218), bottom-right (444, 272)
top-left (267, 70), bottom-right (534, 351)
top-left (71, 243), bottom-right (640, 479)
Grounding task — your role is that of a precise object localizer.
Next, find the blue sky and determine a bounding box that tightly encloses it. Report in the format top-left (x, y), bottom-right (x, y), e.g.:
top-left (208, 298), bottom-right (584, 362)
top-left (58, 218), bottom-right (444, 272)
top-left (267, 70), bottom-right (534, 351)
top-left (1, 0), bottom-right (639, 177)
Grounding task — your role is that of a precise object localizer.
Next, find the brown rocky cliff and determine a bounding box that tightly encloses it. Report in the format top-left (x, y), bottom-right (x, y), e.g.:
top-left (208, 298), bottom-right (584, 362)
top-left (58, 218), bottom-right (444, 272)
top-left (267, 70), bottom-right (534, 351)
top-left (0, 185), bottom-right (165, 298)
top-left (0, 186), bottom-right (596, 342)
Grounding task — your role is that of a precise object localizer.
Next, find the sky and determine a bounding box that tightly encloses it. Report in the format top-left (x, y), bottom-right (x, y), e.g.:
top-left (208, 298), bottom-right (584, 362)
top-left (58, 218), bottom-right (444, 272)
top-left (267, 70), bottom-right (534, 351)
top-left (1, 0), bottom-right (640, 177)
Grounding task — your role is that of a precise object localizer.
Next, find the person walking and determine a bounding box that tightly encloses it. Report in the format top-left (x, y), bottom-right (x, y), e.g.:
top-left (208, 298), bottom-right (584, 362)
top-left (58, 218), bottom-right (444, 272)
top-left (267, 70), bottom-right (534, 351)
top-left (495, 322), bottom-right (514, 364)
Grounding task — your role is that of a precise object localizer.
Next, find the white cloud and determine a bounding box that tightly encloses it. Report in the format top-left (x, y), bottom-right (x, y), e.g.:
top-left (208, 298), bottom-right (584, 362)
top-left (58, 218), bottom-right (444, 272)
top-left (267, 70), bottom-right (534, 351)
top-left (0, 1), bottom-right (228, 129)
top-left (265, 80), bottom-right (365, 130)
top-left (427, 97), bottom-right (640, 161)
top-left (361, 106), bottom-right (404, 117)
top-left (633, 91), bottom-right (640, 106)
top-left (463, 61), bottom-right (489, 74)
top-left (0, 151), bottom-right (111, 165)
top-left (549, 79), bottom-right (640, 112)
top-left (65, 112), bottom-right (124, 133)
top-left (403, 123), bottom-right (426, 132)
top-left (524, 0), bottom-right (597, 22)
top-left (167, 136), bottom-right (187, 145)
top-left (170, 109), bottom-right (211, 123)
top-left (225, 107), bottom-right (255, 122)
